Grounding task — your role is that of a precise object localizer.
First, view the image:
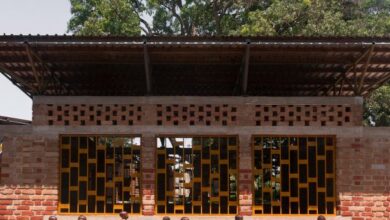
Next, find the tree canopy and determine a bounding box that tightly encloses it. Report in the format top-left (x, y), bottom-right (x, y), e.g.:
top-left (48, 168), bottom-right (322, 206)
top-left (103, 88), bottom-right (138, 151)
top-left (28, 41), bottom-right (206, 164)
top-left (67, 0), bottom-right (390, 126)
top-left (68, 0), bottom-right (390, 36)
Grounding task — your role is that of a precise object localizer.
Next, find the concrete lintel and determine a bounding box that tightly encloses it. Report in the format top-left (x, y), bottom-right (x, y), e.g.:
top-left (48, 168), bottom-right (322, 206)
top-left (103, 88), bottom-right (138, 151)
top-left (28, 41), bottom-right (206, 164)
top-left (363, 127), bottom-right (390, 137)
top-left (0, 125), bottom-right (32, 136)
top-left (33, 96), bottom-right (363, 106)
top-left (32, 125), bottom-right (364, 138)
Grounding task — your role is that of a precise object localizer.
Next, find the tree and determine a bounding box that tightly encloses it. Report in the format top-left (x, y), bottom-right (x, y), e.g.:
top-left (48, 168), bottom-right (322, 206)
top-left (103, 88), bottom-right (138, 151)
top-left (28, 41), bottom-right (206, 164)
top-left (68, 0), bottom-right (268, 36)
top-left (238, 0), bottom-right (390, 37)
top-left (364, 82), bottom-right (390, 126)
top-left (147, 0), bottom-right (266, 36)
top-left (68, 0), bottom-right (145, 35)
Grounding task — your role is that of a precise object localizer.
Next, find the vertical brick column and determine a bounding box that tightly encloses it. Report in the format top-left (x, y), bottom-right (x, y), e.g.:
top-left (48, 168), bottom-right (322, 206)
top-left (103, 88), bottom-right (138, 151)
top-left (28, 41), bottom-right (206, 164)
top-left (238, 134), bottom-right (252, 215)
top-left (141, 134), bottom-right (156, 215)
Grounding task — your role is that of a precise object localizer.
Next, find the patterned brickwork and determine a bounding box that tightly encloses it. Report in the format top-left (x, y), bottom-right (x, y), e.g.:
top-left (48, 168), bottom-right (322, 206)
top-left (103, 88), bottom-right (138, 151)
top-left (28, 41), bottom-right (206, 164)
top-left (156, 104), bottom-right (238, 126)
top-left (254, 105), bottom-right (354, 126)
top-left (36, 104), bottom-right (143, 126)
top-left (33, 103), bottom-right (359, 127)
top-left (0, 187), bottom-right (57, 220)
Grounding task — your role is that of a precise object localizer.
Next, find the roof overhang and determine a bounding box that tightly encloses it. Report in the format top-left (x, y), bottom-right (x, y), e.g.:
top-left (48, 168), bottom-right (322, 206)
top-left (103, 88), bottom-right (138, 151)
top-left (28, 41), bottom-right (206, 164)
top-left (1, 35), bottom-right (390, 97)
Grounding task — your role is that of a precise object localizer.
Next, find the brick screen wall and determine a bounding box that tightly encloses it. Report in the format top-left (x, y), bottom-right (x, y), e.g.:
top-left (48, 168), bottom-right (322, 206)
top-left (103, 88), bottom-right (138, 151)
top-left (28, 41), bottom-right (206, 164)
top-left (33, 103), bottom-right (360, 127)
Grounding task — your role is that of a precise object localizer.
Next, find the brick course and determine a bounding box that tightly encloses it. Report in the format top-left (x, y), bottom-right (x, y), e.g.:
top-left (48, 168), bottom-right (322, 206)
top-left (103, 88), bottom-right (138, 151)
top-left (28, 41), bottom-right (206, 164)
top-left (337, 133), bottom-right (390, 220)
top-left (0, 186), bottom-right (57, 220)
top-left (1, 96), bottom-right (388, 219)
top-left (33, 103), bottom-right (360, 127)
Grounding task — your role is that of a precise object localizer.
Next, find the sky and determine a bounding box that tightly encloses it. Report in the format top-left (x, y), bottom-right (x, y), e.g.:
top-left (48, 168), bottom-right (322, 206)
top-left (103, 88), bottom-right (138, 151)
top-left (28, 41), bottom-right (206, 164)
top-left (0, 0), bottom-right (71, 120)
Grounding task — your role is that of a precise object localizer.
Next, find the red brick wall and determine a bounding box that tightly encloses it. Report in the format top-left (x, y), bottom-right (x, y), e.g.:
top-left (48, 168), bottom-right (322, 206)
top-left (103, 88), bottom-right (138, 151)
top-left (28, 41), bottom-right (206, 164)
top-left (337, 132), bottom-right (390, 220)
top-left (0, 135), bottom-right (58, 220)
top-left (0, 187), bottom-right (57, 220)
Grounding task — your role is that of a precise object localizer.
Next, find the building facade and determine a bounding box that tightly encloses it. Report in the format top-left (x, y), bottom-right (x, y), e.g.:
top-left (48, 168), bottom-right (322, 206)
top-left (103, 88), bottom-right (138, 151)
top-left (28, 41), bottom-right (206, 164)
top-left (0, 36), bottom-right (389, 220)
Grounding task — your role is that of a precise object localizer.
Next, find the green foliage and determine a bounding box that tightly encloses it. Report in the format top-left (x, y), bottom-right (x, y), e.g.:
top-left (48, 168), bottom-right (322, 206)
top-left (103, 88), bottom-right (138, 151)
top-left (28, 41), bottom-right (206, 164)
top-left (68, 0), bottom-right (390, 37)
top-left (364, 83), bottom-right (390, 126)
top-left (239, 0), bottom-right (390, 36)
top-left (68, 0), bottom-right (141, 35)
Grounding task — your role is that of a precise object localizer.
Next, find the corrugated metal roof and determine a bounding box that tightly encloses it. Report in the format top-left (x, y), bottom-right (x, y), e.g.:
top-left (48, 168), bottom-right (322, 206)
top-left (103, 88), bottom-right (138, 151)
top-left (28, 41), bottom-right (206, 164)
top-left (0, 35), bottom-right (389, 97)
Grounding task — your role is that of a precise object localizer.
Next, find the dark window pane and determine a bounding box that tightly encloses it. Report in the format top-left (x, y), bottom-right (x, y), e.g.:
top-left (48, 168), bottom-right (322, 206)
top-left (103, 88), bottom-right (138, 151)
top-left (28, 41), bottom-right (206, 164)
top-left (88, 163), bottom-right (96, 190)
top-left (317, 137), bottom-right (325, 155)
top-left (80, 137), bottom-right (87, 149)
top-left (299, 137), bottom-right (307, 159)
top-left (308, 147), bottom-right (316, 177)
top-left (97, 150), bottom-right (105, 172)
top-left (290, 178), bottom-right (298, 197)
top-left (157, 173), bottom-right (165, 201)
top-left (61, 149), bottom-right (69, 168)
top-left (71, 137), bottom-right (78, 162)
top-left (281, 138), bottom-right (289, 160)
top-left (61, 172), bottom-right (69, 203)
top-left (88, 137), bottom-right (96, 158)
top-left (281, 164), bottom-right (289, 192)
top-left (70, 191), bottom-right (78, 212)
top-left (290, 150), bottom-right (298, 173)
top-left (326, 178), bottom-right (334, 197)
top-left (79, 181), bottom-right (87, 200)
top-left (299, 164), bottom-right (307, 183)
top-left (70, 167), bottom-right (78, 186)
top-left (318, 192), bottom-right (326, 214)
top-left (79, 154), bottom-right (87, 176)
top-left (299, 188), bottom-right (307, 214)
top-left (309, 182), bottom-right (317, 206)
top-left (326, 150), bottom-right (334, 174)
top-left (318, 160), bottom-right (325, 187)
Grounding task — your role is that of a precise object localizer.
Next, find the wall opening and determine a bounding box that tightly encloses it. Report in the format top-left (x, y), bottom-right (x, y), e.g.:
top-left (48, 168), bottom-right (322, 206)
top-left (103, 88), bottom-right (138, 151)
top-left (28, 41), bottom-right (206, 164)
top-left (156, 136), bottom-right (238, 215)
top-left (252, 136), bottom-right (336, 215)
top-left (59, 135), bottom-right (142, 214)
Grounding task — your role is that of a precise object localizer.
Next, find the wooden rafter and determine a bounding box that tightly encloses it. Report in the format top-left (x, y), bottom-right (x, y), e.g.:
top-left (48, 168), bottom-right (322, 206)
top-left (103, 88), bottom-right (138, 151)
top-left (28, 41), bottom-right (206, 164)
top-left (24, 42), bottom-right (67, 95)
top-left (233, 40), bottom-right (251, 95)
top-left (362, 73), bottom-right (390, 96)
top-left (357, 44), bottom-right (375, 95)
top-left (241, 40), bottom-right (251, 95)
top-left (0, 65), bottom-right (34, 98)
top-left (143, 40), bottom-right (152, 95)
top-left (24, 42), bottom-right (42, 92)
top-left (326, 45), bottom-right (375, 96)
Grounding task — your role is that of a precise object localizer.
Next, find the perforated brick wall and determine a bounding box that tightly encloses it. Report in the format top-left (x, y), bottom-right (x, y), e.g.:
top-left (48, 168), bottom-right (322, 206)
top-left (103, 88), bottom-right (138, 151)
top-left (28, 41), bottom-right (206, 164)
top-left (254, 105), bottom-right (354, 126)
top-left (155, 104), bottom-right (238, 126)
top-left (33, 103), bottom-right (360, 127)
top-left (39, 104), bottom-right (143, 126)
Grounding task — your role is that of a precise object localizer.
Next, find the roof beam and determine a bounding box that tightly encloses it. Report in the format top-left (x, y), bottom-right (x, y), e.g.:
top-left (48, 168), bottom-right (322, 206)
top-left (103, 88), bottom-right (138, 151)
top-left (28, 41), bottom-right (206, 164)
top-left (242, 40), bottom-right (251, 95)
top-left (25, 42), bottom-right (43, 92)
top-left (362, 73), bottom-right (390, 96)
top-left (24, 41), bottom-right (67, 95)
top-left (357, 43), bottom-right (375, 95)
top-left (233, 40), bottom-right (251, 95)
top-left (326, 44), bottom-right (375, 95)
top-left (0, 65), bottom-right (33, 98)
top-left (143, 40), bottom-right (152, 95)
